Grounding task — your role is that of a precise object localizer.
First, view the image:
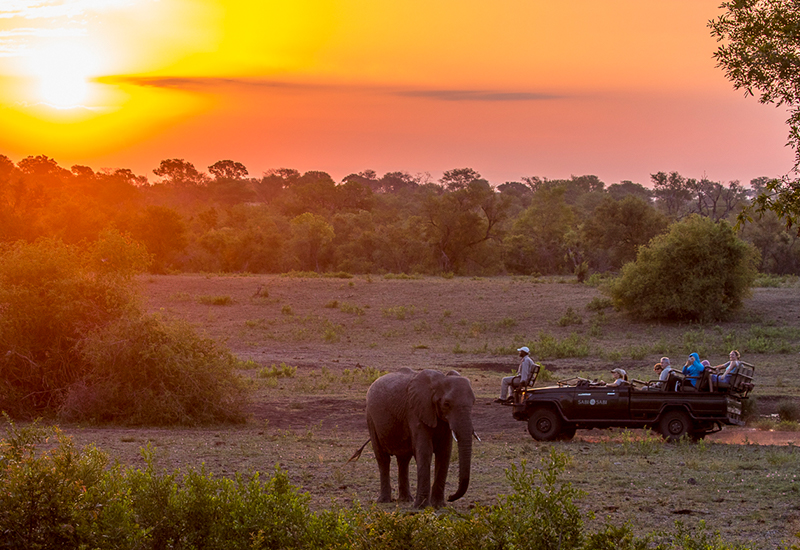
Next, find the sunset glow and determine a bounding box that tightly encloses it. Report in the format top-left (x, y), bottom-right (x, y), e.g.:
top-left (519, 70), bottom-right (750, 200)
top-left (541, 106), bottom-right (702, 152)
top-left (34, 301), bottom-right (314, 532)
top-left (0, 0), bottom-right (793, 184)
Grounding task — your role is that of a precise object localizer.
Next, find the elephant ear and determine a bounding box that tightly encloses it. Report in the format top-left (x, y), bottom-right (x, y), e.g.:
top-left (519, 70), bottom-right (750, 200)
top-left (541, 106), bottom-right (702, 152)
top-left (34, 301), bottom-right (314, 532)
top-left (408, 370), bottom-right (441, 428)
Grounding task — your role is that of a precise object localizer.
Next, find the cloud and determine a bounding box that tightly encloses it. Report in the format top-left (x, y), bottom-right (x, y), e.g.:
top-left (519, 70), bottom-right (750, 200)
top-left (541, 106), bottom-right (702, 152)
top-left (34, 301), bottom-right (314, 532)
top-left (101, 75), bottom-right (560, 102)
top-left (0, 1), bottom-right (135, 19)
top-left (395, 89), bottom-right (559, 102)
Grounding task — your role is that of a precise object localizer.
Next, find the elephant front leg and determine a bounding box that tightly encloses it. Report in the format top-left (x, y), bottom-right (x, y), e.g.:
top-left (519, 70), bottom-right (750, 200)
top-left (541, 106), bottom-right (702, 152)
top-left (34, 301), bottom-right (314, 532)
top-left (430, 449), bottom-right (450, 509)
top-left (396, 454), bottom-right (413, 502)
top-left (413, 452), bottom-right (433, 508)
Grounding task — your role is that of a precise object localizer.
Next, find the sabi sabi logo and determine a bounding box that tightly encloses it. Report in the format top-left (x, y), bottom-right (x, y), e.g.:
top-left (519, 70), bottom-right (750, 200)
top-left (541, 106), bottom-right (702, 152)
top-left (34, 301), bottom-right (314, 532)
top-left (578, 399), bottom-right (608, 406)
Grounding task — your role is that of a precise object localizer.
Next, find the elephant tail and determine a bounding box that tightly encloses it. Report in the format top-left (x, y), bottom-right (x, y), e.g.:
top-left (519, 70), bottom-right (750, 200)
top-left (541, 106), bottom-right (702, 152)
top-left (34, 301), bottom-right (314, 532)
top-left (347, 439), bottom-right (371, 462)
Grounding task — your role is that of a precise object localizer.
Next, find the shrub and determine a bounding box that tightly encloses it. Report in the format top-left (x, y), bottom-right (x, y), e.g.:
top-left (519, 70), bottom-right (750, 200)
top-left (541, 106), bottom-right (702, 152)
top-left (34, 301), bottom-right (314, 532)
top-left (66, 315), bottom-right (248, 425)
top-left (741, 397), bottom-right (759, 423)
top-left (530, 332), bottom-right (590, 359)
top-left (557, 307), bottom-right (583, 326)
top-left (605, 215), bottom-right (759, 322)
top-left (777, 399), bottom-right (800, 422)
top-left (0, 418), bottom-right (143, 549)
top-left (198, 294), bottom-right (233, 305)
top-left (0, 234), bottom-right (149, 417)
top-left (491, 448), bottom-right (584, 550)
top-left (586, 296), bottom-right (613, 311)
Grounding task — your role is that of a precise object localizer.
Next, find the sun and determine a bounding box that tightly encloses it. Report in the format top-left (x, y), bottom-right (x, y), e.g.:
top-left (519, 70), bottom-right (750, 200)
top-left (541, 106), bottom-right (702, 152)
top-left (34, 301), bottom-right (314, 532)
top-left (28, 43), bottom-right (99, 109)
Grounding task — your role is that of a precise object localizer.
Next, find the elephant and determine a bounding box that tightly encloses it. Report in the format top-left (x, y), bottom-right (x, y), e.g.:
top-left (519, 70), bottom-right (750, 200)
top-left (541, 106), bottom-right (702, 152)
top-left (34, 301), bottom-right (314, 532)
top-left (362, 367), bottom-right (476, 509)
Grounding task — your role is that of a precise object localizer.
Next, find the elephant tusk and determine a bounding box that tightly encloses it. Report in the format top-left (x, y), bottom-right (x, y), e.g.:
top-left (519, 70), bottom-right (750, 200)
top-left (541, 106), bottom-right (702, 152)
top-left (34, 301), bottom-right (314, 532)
top-left (452, 430), bottom-right (458, 442)
top-left (473, 431), bottom-right (481, 442)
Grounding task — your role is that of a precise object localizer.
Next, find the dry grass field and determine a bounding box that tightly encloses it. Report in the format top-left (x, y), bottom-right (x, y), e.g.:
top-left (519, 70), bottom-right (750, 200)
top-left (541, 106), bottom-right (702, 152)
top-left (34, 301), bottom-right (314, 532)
top-left (58, 274), bottom-right (800, 548)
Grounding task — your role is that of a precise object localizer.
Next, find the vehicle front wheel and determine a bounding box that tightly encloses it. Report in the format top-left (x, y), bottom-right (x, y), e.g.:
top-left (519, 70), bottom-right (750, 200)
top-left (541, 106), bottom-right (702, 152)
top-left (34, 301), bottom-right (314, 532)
top-left (659, 410), bottom-right (692, 442)
top-left (527, 408), bottom-right (562, 441)
top-left (556, 424), bottom-right (577, 441)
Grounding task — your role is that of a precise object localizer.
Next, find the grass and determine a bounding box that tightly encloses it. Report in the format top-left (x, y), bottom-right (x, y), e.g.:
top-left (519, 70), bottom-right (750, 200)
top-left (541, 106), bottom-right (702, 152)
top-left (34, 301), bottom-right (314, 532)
top-left (81, 274), bottom-right (800, 549)
top-left (197, 295), bottom-right (234, 305)
top-left (381, 305), bottom-right (417, 319)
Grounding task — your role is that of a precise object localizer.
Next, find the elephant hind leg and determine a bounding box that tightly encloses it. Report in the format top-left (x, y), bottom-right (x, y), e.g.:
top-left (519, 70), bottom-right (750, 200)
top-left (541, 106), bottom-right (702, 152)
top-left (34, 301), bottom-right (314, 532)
top-left (373, 447), bottom-right (393, 503)
top-left (397, 454), bottom-right (413, 502)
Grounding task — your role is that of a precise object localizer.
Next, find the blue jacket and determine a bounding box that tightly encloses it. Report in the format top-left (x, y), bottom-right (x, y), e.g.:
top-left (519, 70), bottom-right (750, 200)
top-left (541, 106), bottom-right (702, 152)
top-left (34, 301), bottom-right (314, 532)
top-left (682, 352), bottom-right (705, 387)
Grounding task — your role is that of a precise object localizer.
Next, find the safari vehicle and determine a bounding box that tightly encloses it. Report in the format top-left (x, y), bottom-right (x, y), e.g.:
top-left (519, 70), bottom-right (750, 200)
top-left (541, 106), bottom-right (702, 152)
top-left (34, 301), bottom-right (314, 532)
top-left (508, 362), bottom-right (755, 442)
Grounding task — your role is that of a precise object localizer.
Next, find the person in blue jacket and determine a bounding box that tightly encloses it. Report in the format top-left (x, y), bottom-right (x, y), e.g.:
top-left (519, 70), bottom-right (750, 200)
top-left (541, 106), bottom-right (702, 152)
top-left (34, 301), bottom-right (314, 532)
top-left (682, 352), bottom-right (705, 387)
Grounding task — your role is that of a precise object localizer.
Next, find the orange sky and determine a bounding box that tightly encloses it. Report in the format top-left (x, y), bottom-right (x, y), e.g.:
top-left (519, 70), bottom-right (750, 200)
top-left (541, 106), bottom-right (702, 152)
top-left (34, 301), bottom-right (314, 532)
top-left (0, 0), bottom-right (793, 186)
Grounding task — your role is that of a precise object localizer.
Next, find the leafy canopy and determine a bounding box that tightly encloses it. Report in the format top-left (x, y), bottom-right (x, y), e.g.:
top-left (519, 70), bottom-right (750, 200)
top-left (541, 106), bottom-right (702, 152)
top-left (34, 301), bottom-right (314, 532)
top-left (606, 215), bottom-right (759, 322)
top-left (710, 0), bottom-right (800, 231)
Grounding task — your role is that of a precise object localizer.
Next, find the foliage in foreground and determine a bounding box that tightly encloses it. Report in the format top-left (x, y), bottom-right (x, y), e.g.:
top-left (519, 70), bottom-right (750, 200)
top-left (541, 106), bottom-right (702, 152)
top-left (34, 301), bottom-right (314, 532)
top-left (0, 420), bottom-right (765, 550)
top-left (0, 236), bottom-right (247, 424)
top-left (606, 215), bottom-right (759, 322)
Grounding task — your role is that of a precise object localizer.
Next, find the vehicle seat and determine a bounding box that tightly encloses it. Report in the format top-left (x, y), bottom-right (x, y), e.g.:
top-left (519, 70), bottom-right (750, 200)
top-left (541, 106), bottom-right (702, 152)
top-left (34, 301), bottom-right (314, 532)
top-left (663, 372), bottom-right (680, 392)
top-left (511, 363), bottom-right (541, 403)
top-left (696, 369), bottom-right (712, 392)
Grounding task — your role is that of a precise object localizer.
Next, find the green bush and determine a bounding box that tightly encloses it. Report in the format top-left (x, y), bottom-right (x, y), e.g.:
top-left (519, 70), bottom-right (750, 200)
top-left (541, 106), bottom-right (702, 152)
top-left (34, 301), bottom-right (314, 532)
top-left (0, 421), bottom-right (754, 550)
top-left (491, 448), bottom-right (584, 550)
top-left (0, 418), bottom-right (143, 549)
top-left (777, 399), bottom-right (800, 422)
top-left (0, 236), bottom-right (247, 424)
top-left (558, 307), bottom-right (583, 326)
top-left (605, 215), bottom-right (759, 322)
top-left (68, 315), bottom-right (248, 425)
top-left (0, 234), bottom-right (149, 417)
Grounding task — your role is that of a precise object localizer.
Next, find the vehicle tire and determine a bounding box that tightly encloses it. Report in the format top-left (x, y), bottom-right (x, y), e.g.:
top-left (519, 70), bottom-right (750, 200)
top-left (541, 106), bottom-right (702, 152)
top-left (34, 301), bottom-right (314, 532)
top-left (527, 408), bottom-right (562, 441)
top-left (659, 409), bottom-right (692, 442)
top-left (556, 424), bottom-right (577, 441)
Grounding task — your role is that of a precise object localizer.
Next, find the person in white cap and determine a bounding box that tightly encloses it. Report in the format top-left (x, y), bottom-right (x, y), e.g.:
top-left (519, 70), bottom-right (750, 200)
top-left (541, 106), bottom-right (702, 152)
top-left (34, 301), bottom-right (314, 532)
top-left (609, 368), bottom-right (628, 386)
top-left (495, 346), bottom-right (535, 403)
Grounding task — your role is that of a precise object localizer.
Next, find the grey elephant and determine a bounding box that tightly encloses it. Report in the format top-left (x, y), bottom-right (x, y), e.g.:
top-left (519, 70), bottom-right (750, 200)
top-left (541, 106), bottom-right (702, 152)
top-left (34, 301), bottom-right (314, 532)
top-left (359, 367), bottom-right (477, 509)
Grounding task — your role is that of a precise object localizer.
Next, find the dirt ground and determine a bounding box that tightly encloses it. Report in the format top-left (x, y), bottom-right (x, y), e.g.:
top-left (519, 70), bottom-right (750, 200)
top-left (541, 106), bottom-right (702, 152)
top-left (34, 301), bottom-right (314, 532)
top-left (138, 273), bottom-right (800, 427)
top-left (51, 274), bottom-right (800, 548)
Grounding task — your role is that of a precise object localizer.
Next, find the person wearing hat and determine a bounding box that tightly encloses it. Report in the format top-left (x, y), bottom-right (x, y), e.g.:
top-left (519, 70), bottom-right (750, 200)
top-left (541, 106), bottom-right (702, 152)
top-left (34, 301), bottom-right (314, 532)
top-left (652, 357), bottom-right (674, 389)
top-left (609, 367), bottom-right (628, 386)
top-left (495, 346), bottom-right (535, 403)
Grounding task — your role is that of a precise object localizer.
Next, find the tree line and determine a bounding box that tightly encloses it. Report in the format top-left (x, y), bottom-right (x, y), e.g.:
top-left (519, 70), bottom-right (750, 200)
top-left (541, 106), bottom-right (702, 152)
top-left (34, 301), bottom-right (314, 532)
top-left (1, 154), bottom-right (798, 276)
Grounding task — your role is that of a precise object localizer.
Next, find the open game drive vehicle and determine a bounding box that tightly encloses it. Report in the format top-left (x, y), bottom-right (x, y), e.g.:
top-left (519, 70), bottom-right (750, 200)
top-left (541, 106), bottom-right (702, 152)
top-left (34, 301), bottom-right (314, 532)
top-left (508, 362), bottom-right (755, 442)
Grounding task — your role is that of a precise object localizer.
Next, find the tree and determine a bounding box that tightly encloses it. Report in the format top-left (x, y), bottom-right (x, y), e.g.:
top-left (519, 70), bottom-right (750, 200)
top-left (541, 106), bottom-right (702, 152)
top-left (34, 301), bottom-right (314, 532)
top-left (710, 1), bottom-right (800, 230)
top-left (606, 215), bottom-right (759, 322)
top-left (208, 159), bottom-right (249, 180)
top-left (424, 179), bottom-right (509, 273)
top-left (606, 180), bottom-right (652, 202)
top-left (581, 195), bottom-right (668, 271)
top-left (686, 177), bottom-right (748, 221)
top-left (125, 205), bottom-right (188, 272)
top-left (651, 171), bottom-right (693, 217)
top-left (504, 186), bottom-right (574, 275)
top-left (289, 213), bottom-right (334, 272)
top-left (440, 168), bottom-right (481, 191)
top-left (153, 159), bottom-right (209, 187)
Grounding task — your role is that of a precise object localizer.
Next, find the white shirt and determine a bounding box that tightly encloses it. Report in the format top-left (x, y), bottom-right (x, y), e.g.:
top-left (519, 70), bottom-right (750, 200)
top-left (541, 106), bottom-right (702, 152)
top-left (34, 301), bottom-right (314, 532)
top-left (518, 355), bottom-right (535, 383)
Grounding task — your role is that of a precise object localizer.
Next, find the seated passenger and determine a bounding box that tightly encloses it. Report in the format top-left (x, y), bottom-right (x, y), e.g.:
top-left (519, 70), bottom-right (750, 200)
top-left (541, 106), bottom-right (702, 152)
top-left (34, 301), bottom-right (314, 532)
top-left (682, 352), bottom-right (705, 387)
top-left (652, 357), bottom-right (674, 389)
top-left (609, 368), bottom-right (629, 386)
top-left (657, 357), bottom-right (673, 381)
top-left (710, 350), bottom-right (741, 385)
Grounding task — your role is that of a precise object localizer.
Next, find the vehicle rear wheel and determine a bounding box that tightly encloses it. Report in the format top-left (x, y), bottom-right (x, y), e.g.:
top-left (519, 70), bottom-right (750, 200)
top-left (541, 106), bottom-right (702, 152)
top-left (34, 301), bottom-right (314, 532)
top-left (659, 410), bottom-right (692, 442)
top-left (527, 408), bottom-right (562, 441)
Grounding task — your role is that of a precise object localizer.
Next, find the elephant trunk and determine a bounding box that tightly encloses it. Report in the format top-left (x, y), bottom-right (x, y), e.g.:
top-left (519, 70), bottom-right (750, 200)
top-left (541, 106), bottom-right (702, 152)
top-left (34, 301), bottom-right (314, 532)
top-left (447, 421), bottom-right (473, 502)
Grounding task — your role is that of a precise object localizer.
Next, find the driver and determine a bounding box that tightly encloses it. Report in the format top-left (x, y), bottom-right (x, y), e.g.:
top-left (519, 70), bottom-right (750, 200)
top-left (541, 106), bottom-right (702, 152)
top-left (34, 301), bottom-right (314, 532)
top-left (495, 346), bottom-right (535, 403)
